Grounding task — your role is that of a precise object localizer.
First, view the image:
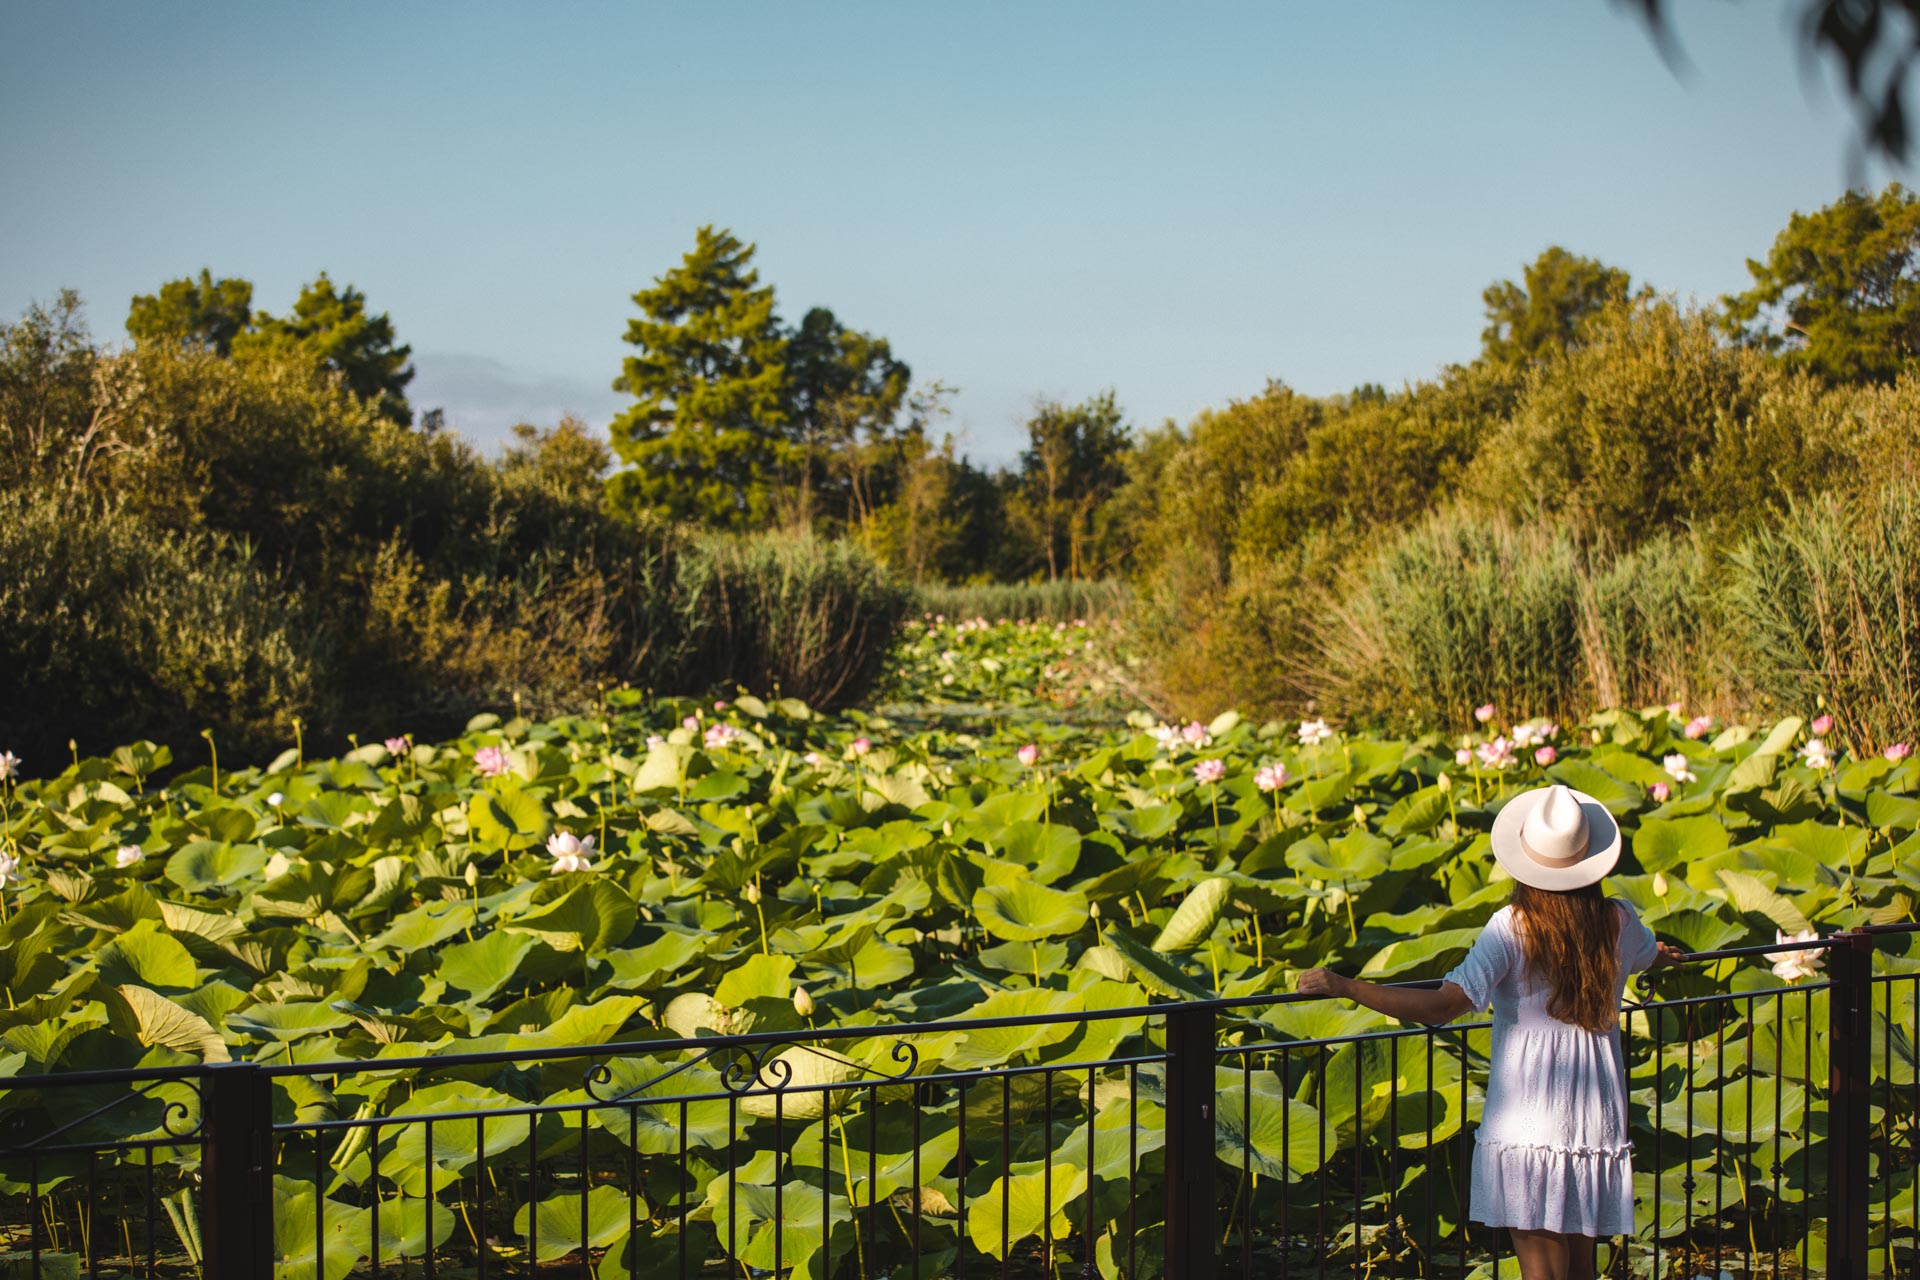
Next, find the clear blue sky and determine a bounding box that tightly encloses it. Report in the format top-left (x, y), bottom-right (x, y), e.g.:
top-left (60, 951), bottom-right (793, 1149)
top-left (0, 2), bottom-right (1902, 463)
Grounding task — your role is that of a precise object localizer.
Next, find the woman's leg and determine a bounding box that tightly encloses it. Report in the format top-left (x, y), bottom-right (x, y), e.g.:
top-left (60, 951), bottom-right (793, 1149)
top-left (1566, 1234), bottom-right (1599, 1280)
top-left (1508, 1229), bottom-right (1570, 1280)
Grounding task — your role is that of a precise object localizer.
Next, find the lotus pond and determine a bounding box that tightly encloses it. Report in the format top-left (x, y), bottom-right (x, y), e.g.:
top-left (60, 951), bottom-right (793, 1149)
top-left (2, 615), bottom-right (1918, 1277)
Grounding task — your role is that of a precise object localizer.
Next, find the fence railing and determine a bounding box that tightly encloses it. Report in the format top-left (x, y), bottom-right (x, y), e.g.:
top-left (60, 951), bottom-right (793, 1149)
top-left (2, 925), bottom-right (1915, 1280)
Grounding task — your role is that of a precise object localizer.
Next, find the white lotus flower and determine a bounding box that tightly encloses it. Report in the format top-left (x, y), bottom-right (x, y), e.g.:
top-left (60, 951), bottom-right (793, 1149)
top-left (1511, 722), bottom-right (1544, 748)
top-left (546, 830), bottom-right (595, 873)
top-left (1797, 737), bottom-right (1833, 771)
top-left (0, 752), bottom-right (19, 782)
top-left (267, 792), bottom-right (285, 808)
top-left (1771, 930), bottom-right (1824, 983)
top-left (1662, 753), bottom-right (1697, 784)
top-left (114, 845), bottom-right (144, 868)
top-left (1297, 718), bottom-right (1334, 747)
top-left (0, 850), bottom-right (20, 887)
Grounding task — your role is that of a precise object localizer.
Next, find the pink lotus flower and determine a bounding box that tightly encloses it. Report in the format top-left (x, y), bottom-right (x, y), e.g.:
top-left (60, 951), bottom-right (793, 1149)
top-left (704, 723), bottom-right (740, 749)
top-left (1886, 743), bottom-right (1913, 761)
top-left (1181, 721), bottom-right (1212, 747)
top-left (803, 750), bottom-right (825, 766)
top-left (713, 699), bottom-right (728, 711)
top-left (1150, 723), bottom-right (1181, 751)
top-left (851, 737), bottom-right (872, 757)
top-left (1811, 714), bottom-right (1834, 736)
top-left (1665, 701), bottom-right (1683, 715)
top-left (1473, 704), bottom-right (1496, 724)
top-left (473, 746), bottom-right (510, 778)
top-left (1455, 747), bottom-right (1473, 767)
top-left (1017, 744), bottom-right (1040, 767)
top-left (645, 734), bottom-right (666, 749)
top-left (1534, 745), bottom-right (1557, 766)
top-left (114, 844), bottom-right (144, 869)
top-left (1649, 781), bottom-right (1670, 803)
top-left (1474, 737), bottom-right (1516, 769)
top-left (1662, 753), bottom-right (1697, 784)
top-left (1297, 718), bottom-right (1333, 747)
top-left (1193, 758), bottom-right (1226, 785)
top-left (681, 715), bottom-right (700, 731)
top-left (384, 736), bottom-right (409, 755)
top-left (546, 831), bottom-right (595, 873)
top-left (1254, 763), bottom-right (1291, 792)
top-left (1683, 715), bottom-right (1712, 740)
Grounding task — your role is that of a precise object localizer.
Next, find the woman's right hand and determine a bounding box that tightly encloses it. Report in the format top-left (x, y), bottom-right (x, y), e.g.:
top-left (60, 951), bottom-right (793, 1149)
top-left (1297, 967), bottom-right (1349, 998)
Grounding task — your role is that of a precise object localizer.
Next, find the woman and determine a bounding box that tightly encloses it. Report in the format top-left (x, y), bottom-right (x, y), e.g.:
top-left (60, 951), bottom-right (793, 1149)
top-left (1300, 783), bottom-right (1683, 1280)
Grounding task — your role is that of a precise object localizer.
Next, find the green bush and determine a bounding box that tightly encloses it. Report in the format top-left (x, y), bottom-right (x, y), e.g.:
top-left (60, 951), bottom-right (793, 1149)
top-left (0, 492), bottom-right (321, 761)
top-left (675, 532), bottom-right (912, 710)
top-left (914, 578), bottom-right (1129, 623)
top-left (1723, 478), bottom-right (1920, 752)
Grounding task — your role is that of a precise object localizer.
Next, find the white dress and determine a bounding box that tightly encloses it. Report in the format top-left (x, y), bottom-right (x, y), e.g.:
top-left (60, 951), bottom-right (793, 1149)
top-left (1441, 900), bottom-right (1659, 1236)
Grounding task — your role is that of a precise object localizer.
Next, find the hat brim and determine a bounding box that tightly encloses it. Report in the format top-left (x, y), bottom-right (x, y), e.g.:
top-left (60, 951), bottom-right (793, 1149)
top-left (1490, 786), bottom-right (1622, 890)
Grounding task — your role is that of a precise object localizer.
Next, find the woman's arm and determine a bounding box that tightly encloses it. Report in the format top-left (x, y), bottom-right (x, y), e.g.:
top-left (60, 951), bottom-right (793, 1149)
top-left (1296, 969), bottom-right (1475, 1025)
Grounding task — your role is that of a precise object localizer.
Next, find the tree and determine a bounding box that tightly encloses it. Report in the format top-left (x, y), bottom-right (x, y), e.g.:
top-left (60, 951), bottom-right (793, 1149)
top-left (608, 227), bottom-right (789, 527)
top-left (1480, 247), bottom-right (1634, 366)
top-left (1008, 392), bottom-right (1132, 580)
top-left (233, 273), bottom-right (415, 425)
top-left (783, 305), bottom-right (911, 529)
top-left (126, 270), bottom-right (254, 355)
top-left (1724, 183), bottom-right (1920, 384)
top-left (501, 414), bottom-right (614, 507)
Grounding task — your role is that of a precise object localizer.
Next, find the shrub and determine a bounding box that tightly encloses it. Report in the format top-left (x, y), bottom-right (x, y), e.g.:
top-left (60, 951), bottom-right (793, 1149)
top-left (0, 492), bottom-right (320, 761)
top-left (675, 533), bottom-right (912, 710)
top-left (1722, 477), bottom-right (1920, 752)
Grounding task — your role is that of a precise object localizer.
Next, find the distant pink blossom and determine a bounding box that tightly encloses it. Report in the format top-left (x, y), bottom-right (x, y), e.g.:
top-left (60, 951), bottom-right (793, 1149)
top-left (1181, 721), bottom-right (1211, 747)
top-left (383, 736), bottom-right (409, 755)
top-left (1455, 747), bottom-right (1473, 767)
top-left (1683, 715), bottom-right (1712, 740)
top-left (1254, 763), bottom-right (1291, 792)
top-left (713, 699), bottom-right (728, 711)
top-left (851, 737), bottom-right (872, 757)
top-left (114, 844), bottom-right (144, 869)
top-left (704, 723), bottom-right (740, 750)
top-left (681, 715), bottom-right (700, 731)
top-left (1811, 714), bottom-right (1834, 736)
top-left (1649, 781), bottom-right (1670, 803)
top-left (473, 746), bottom-right (510, 778)
top-left (1474, 737), bottom-right (1516, 770)
top-left (1297, 718), bottom-right (1333, 747)
top-left (645, 734), bottom-right (665, 749)
top-left (804, 751), bottom-right (825, 766)
top-left (1886, 742), bottom-right (1913, 761)
top-left (546, 831), bottom-right (595, 873)
top-left (1193, 758), bottom-right (1226, 785)
top-left (1017, 743), bottom-right (1040, 767)
top-left (1665, 701), bottom-right (1683, 715)
top-left (1662, 753), bottom-right (1697, 784)
top-left (1534, 746), bottom-right (1557, 766)
top-left (1473, 704), bottom-right (1496, 724)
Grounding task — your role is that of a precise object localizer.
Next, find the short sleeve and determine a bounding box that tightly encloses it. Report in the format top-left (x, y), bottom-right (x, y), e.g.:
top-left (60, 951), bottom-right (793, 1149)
top-left (1616, 900), bottom-right (1659, 974)
top-left (1442, 911), bottom-right (1516, 1013)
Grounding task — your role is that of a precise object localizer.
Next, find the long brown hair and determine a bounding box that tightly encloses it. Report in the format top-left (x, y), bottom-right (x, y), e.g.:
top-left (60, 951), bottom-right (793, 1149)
top-left (1510, 882), bottom-right (1622, 1033)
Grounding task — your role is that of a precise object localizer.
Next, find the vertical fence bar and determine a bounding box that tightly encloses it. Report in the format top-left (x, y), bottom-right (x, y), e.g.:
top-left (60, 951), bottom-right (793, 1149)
top-left (1830, 931), bottom-right (1874, 1280)
top-left (1163, 1004), bottom-right (1217, 1280)
top-left (200, 1063), bottom-right (273, 1280)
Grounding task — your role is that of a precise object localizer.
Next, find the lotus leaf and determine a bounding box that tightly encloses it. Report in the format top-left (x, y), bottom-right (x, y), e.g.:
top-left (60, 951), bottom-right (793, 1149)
top-left (1151, 877), bottom-right (1233, 952)
top-left (102, 984), bottom-right (230, 1062)
top-left (1357, 927), bottom-right (1482, 980)
top-left (715, 953), bottom-right (796, 1006)
top-left (165, 841), bottom-right (268, 893)
top-left (94, 921), bottom-right (198, 990)
top-left (466, 787), bottom-right (551, 851)
top-left (512, 1185), bottom-right (634, 1262)
top-left (503, 880), bottom-right (638, 954)
top-left (701, 1176), bottom-right (852, 1280)
top-left (965, 1162), bottom-right (1088, 1259)
top-left (973, 880), bottom-right (1089, 943)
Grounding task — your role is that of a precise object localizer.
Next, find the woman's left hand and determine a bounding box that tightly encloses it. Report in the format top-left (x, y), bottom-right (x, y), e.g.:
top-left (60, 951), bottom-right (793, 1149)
top-left (1297, 967), bottom-right (1349, 998)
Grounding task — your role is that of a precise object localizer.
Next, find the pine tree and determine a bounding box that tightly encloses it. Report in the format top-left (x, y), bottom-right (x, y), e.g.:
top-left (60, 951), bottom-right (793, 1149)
top-left (608, 227), bottom-right (791, 526)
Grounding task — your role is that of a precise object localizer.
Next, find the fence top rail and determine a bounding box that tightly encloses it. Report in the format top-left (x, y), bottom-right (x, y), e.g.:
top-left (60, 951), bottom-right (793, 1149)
top-left (0, 928), bottom-right (1896, 1092)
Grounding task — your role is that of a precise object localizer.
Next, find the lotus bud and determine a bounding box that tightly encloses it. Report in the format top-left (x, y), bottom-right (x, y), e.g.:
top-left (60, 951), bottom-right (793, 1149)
top-left (793, 986), bottom-right (815, 1017)
top-left (744, 881), bottom-right (762, 905)
top-left (267, 792), bottom-right (284, 808)
top-left (1089, 901), bottom-right (1101, 920)
top-left (1653, 871), bottom-right (1669, 897)
top-left (1436, 772), bottom-right (1451, 792)
top-left (464, 863), bottom-right (479, 888)
top-left (1350, 805), bottom-right (1367, 826)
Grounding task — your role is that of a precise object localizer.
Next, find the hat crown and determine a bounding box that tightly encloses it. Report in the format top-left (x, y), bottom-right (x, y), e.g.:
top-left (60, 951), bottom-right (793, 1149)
top-left (1521, 785), bottom-right (1589, 866)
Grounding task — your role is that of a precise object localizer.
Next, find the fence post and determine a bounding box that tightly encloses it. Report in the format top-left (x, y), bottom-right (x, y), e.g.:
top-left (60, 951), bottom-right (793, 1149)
top-left (1827, 931), bottom-right (1872, 1280)
top-left (200, 1061), bottom-right (274, 1280)
top-left (1163, 1003), bottom-right (1217, 1280)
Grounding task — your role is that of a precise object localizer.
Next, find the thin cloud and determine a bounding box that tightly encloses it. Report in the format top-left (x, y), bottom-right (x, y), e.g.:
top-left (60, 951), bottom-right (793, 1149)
top-left (409, 353), bottom-right (625, 453)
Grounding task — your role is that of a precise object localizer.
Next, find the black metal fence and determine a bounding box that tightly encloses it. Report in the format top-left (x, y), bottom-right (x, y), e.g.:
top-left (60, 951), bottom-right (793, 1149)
top-left (2, 927), bottom-right (1914, 1280)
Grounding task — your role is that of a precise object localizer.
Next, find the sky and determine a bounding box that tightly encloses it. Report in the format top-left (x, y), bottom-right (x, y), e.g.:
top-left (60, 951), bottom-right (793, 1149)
top-left (0, 3), bottom-right (1906, 464)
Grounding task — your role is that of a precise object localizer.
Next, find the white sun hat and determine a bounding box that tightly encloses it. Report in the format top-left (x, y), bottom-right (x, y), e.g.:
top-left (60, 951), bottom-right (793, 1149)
top-left (1490, 783), bottom-right (1622, 890)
